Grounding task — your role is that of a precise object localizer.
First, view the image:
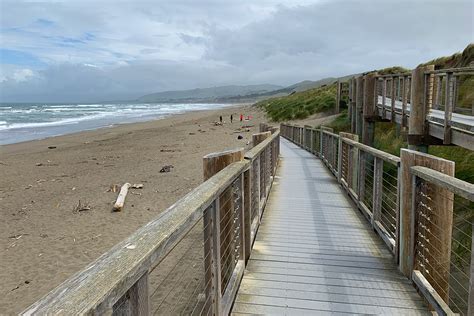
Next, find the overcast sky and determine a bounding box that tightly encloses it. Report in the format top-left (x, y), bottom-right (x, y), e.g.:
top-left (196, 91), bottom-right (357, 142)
top-left (0, 0), bottom-right (472, 102)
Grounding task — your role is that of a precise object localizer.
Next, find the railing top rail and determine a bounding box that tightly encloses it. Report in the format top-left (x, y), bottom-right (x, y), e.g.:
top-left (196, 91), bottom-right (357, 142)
top-left (244, 130), bottom-right (280, 160)
top-left (341, 136), bottom-right (400, 165)
top-left (376, 73), bottom-right (412, 79)
top-left (23, 160), bottom-right (249, 315)
top-left (426, 66), bottom-right (474, 75)
top-left (410, 166), bottom-right (474, 201)
top-left (320, 129), bottom-right (339, 138)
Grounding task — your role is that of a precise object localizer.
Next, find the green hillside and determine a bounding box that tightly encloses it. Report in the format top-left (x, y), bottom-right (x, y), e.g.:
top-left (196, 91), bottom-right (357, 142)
top-left (256, 83), bottom-right (338, 121)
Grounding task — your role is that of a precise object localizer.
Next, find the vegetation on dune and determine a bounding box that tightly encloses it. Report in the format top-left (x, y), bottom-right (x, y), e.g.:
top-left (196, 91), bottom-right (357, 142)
top-left (376, 66), bottom-right (410, 75)
top-left (421, 43), bottom-right (474, 69)
top-left (326, 109), bottom-right (351, 132)
top-left (255, 83), bottom-right (338, 121)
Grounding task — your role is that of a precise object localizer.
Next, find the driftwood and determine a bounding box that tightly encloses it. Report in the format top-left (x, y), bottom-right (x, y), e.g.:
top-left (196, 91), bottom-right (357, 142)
top-left (113, 183), bottom-right (131, 212)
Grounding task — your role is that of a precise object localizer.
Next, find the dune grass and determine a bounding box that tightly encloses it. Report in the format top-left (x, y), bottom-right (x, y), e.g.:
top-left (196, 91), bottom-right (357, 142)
top-left (255, 83), bottom-right (338, 121)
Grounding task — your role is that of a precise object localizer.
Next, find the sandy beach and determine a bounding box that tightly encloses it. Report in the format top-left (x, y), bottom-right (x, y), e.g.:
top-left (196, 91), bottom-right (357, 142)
top-left (0, 104), bottom-right (268, 314)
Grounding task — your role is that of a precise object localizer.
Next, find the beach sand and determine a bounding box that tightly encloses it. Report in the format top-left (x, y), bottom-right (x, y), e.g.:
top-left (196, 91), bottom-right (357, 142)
top-left (0, 104), bottom-right (268, 313)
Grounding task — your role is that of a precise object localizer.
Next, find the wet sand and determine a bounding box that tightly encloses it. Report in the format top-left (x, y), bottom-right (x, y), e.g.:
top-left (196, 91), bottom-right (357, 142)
top-left (0, 104), bottom-right (268, 314)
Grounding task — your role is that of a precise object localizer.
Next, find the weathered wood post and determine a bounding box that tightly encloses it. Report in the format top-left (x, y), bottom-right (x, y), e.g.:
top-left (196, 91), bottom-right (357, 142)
top-left (319, 128), bottom-right (324, 157)
top-left (443, 71), bottom-right (454, 144)
top-left (203, 148), bottom-right (245, 314)
top-left (391, 77), bottom-right (396, 122)
top-left (336, 80), bottom-right (342, 114)
top-left (304, 125), bottom-right (312, 150)
top-left (362, 72), bottom-right (377, 147)
top-left (372, 157), bottom-right (383, 228)
top-left (382, 77), bottom-right (387, 118)
top-left (401, 75), bottom-right (408, 130)
top-left (355, 75), bottom-right (364, 138)
top-left (399, 149), bottom-right (454, 286)
top-left (259, 123), bottom-right (268, 133)
top-left (268, 126), bottom-right (278, 134)
top-left (339, 132), bottom-right (359, 190)
top-left (252, 131), bottom-right (271, 147)
top-left (117, 273), bottom-right (149, 316)
top-left (349, 76), bottom-right (362, 134)
top-left (408, 65), bottom-right (435, 152)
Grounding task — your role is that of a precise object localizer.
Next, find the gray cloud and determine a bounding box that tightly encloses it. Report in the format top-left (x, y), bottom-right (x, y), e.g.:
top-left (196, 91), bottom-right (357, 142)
top-left (0, 0), bottom-right (472, 102)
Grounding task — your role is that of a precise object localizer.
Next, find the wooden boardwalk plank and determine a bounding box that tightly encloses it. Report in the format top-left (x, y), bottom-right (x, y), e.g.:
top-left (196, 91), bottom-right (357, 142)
top-left (232, 139), bottom-right (429, 315)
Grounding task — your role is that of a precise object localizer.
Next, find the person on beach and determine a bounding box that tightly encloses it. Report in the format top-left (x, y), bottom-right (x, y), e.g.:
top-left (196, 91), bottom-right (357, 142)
top-left (240, 114), bottom-right (243, 122)
top-left (230, 114), bottom-right (233, 123)
top-left (219, 115), bottom-right (222, 123)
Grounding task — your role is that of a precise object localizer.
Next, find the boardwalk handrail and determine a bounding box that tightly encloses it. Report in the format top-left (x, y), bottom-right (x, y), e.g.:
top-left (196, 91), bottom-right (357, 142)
top-left (410, 165), bottom-right (474, 315)
top-left (349, 66), bottom-right (474, 150)
top-left (23, 130), bottom-right (280, 315)
top-left (281, 123), bottom-right (473, 315)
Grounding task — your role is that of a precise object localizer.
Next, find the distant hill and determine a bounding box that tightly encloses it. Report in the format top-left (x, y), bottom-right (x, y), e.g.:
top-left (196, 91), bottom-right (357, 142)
top-left (138, 84), bottom-right (283, 103)
top-left (218, 77), bottom-right (343, 103)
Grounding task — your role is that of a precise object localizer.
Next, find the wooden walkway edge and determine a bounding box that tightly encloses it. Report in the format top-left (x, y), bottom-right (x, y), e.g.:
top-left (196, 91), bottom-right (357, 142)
top-left (232, 139), bottom-right (430, 315)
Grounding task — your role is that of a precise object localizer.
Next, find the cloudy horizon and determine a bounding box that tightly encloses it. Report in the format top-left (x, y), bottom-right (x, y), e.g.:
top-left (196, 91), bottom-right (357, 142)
top-left (0, 0), bottom-right (473, 102)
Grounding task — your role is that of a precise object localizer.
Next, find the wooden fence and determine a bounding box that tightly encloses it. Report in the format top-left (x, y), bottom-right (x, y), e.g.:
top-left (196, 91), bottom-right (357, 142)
top-left (23, 130), bottom-right (280, 315)
top-left (281, 123), bottom-right (474, 315)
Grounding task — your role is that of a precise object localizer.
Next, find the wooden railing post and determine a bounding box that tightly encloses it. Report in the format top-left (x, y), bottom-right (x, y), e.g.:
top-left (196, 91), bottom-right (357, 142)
top-left (243, 168), bottom-right (251, 264)
top-left (252, 131), bottom-right (271, 147)
top-left (210, 200), bottom-right (222, 314)
top-left (304, 125), bottom-right (310, 150)
top-left (444, 71), bottom-right (454, 144)
top-left (319, 129), bottom-right (323, 157)
top-left (336, 80), bottom-right (341, 114)
top-left (350, 77), bottom-right (357, 134)
top-left (399, 149), bottom-right (454, 279)
top-left (203, 148), bottom-right (244, 314)
top-left (300, 127), bottom-right (303, 145)
top-left (338, 132), bottom-right (358, 188)
top-left (358, 151), bottom-right (366, 205)
top-left (118, 273), bottom-right (149, 316)
top-left (382, 78), bottom-right (387, 118)
top-left (362, 73), bottom-right (377, 147)
top-left (337, 136), bottom-right (343, 183)
top-left (391, 77), bottom-right (396, 122)
top-left (372, 157), bottom-right (383, 228)
top-left (401, 75), bottom-right (408, 129)
top-left (355, 76), bottom-right (364, 138)
top-left (407, 65), bottom-right (434, 152)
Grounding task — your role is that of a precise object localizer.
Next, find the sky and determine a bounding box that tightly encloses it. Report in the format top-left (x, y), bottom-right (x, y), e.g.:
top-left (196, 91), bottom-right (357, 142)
top-left (0, 0), bottom-right (473, 102)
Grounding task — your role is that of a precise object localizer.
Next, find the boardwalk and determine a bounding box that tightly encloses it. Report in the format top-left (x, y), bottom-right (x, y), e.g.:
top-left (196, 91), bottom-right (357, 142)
top-left (232, 139), bottom-right (430, 315)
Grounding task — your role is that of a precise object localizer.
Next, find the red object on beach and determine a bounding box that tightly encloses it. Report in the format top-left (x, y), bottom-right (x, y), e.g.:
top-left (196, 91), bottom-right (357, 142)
top-left (240, 114), bottom-right (243, 121)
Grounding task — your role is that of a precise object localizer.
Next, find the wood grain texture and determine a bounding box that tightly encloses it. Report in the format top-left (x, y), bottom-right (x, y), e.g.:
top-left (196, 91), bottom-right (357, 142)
top-left (399, 149), bottom-right (454, 279)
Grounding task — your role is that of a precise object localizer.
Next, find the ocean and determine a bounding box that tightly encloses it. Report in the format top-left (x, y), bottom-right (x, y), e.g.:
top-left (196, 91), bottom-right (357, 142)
top-left (0, 102), bottom-right (234, 145)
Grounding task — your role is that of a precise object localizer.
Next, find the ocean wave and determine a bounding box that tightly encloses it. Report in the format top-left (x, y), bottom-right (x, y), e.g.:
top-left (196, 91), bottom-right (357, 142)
top-left (76, 104), bottom-right (104, 107)
top-left (0, 103), bottom-right (232, 138)
top-left (43, 107), bottom-right (91, 112)
top-left (0, 112), bottom-right (112, 130)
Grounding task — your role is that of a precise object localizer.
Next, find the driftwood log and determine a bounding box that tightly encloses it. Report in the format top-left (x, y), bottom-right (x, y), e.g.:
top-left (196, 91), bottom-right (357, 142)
top-left (113, 183), bottom-right (131, 211)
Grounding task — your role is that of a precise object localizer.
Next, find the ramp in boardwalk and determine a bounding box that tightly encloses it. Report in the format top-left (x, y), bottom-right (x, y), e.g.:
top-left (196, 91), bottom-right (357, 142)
top-left (232, 138), bottom-right (429, 315)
